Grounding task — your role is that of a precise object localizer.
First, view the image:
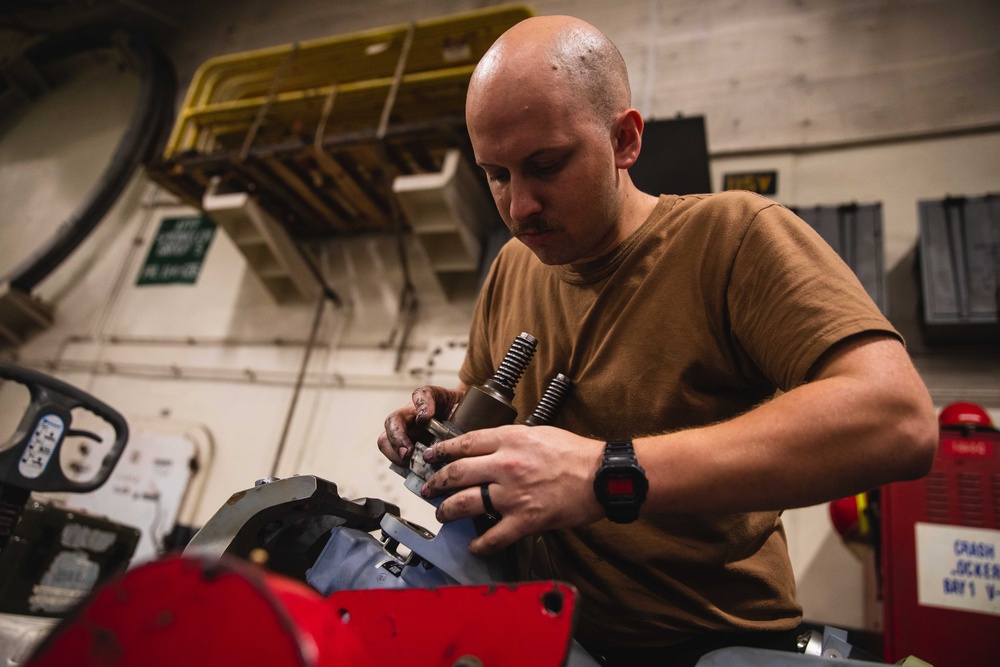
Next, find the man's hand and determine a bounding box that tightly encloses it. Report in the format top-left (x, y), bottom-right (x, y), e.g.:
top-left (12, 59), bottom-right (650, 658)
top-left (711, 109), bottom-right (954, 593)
top-left (420, 424), bottom-right (606, 555)
top-left (377, 385), bottom-right (465, 465)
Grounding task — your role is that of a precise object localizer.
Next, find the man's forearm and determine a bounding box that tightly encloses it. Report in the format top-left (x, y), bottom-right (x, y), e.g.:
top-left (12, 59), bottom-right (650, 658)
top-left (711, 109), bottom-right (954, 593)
top-left (636, 335), bottom-right (938, 515)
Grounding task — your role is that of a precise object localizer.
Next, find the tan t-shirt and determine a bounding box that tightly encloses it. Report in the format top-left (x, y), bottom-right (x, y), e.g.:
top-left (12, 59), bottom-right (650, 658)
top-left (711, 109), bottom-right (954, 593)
top-left (459, 191), bottom-right (899, 647)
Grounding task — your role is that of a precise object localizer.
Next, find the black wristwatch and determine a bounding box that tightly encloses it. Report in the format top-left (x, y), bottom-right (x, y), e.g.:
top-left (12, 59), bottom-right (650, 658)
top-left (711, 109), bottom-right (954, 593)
top-left (593, 440), bottom-right (648, 524)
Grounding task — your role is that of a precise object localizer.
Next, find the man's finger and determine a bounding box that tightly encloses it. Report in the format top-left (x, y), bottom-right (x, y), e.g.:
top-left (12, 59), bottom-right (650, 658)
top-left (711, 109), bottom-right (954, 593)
top-left (376, 432), bottom-right (395, 462)
top-left (412, 385), bottom-right (461, 422)
top-left (423, 455), bottom-right (485, 498)
top-left (432, 483), bottom-right (486, 521)
top-left (470, 520), bottom-right (519, 555)
top-left (423, 428), bottom-right (501, 464)
top-left (382, 411), bottom-right (415, 461)
top-left (411, 387), bottom-right (436, 422)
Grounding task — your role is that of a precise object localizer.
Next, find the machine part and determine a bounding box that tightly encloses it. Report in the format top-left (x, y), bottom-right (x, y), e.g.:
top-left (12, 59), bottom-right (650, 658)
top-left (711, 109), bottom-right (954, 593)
top-left (478, 332), bottom-right (536, 397)
top-left (378, 511), bottom-right (507, 586)
top-left (1, 25), bottom-right (176, 293)
top-left (28, 554), bottom-right (327, 667)
top-left (183, 475), bottom-right (396, 581)
top-left (0, 500), bottom-right (139, 618)
top-left (523, 372), bottom-right (573, 426)
top-left (0, 363), bottom-right (134, 664)
top-left (305, 492), bottom-right (507, 589)
top-left (380, 333), bottom-right (542, 584)
top-left (27, 554), bottom-right (587, 667)
top-left (82, 333), bottom-right (595, 664)
top-left (0, 613), bottom-right (55, 667)
top-left (377, 335), bottom-right (576, 586)
top-left (314, 335), bottom-right (566, 589)
top-left (388, 341), bottom-right (573, 486)
top-left (695, 646), bottom-right (889, 666)
top-left (403, 331), bottom-right (539, 487)
top-left (170, 334), bottom-right (586, 657)
top-left (0, 483), bottom-right (30, 552)
top-left (0, 361), bottom-right (129, 496)
top-left (798, 627), bottom-right (853, 659)
top-left (442, 331), bottom-right (538, 434)
top-left (306, 522), bottom-right (455, 592)
top-left (793, 626), bottom-right (885, 663)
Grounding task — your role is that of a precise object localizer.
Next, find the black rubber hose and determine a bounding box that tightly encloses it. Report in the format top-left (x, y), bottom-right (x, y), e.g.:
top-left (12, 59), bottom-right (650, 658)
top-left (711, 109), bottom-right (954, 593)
top-left (2, 25), bottom-right (177, 292)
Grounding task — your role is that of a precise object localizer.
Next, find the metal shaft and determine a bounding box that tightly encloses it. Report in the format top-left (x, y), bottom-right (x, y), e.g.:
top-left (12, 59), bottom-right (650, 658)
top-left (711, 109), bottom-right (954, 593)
top-left (522, 373), bottom-right (572, 426)
top-left (485, 332), bottom-right (538, 398)
top-left (451, 332), bottom-right (538, 433)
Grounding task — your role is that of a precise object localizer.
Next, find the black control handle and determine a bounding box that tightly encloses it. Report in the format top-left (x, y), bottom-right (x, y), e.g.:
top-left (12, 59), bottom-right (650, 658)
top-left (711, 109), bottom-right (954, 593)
top-left (0, 362), bottom-right (128, 493)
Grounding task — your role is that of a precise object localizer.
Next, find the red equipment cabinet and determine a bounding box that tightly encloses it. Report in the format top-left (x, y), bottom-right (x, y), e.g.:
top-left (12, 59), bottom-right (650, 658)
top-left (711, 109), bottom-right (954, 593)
top-left (881, 424), bottom-right (1000, 664)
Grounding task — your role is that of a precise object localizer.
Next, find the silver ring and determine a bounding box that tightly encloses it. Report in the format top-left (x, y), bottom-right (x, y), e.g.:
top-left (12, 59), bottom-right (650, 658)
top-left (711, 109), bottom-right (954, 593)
top-left (480, 483), bottom-right (501, 521)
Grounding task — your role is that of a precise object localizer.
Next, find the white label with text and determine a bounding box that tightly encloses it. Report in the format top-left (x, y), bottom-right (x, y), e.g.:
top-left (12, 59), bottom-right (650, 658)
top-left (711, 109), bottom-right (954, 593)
top-left (916, 522), bottom-right (1000, 616)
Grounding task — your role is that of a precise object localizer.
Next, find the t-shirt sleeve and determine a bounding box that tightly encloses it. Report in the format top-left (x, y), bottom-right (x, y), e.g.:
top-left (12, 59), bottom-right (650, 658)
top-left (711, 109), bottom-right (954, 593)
top-left (727, 203), bottom-right (901, 390)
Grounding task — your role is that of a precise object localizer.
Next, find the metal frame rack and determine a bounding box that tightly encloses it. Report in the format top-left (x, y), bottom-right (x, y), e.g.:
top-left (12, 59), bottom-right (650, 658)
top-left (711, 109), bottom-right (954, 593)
top-left (147, 5), bottom-right (532, 241)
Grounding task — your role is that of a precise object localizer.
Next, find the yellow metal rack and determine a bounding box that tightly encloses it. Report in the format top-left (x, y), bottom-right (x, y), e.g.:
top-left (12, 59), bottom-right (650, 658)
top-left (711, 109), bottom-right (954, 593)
top-left (148, 5), bottom-right (531, 239)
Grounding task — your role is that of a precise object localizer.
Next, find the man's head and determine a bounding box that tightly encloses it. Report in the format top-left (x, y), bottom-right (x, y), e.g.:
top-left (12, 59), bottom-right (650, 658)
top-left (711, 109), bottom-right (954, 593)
top-left (466, 16), bottom-right (647, 265)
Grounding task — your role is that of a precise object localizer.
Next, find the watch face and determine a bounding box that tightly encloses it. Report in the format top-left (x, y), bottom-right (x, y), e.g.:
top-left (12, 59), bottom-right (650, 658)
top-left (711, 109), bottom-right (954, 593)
top-left (597, 469), bottom-right (647, 502)
top-left (595, 442), bottom-right (648, 523)
top-left (607, 475), bottom-right (638, 497)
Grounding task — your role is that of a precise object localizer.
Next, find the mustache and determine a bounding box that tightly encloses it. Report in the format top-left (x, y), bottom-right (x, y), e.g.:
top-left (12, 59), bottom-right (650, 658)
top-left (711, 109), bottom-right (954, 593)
top-left (510, 216), bottom-right (558, 236)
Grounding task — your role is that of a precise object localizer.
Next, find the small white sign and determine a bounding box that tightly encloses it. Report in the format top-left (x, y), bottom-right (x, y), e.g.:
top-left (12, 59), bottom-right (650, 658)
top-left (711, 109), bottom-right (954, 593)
top-left (19, 414), bottom-right (63, 479)
top-left (916, 522), bottom-right (1000, 616)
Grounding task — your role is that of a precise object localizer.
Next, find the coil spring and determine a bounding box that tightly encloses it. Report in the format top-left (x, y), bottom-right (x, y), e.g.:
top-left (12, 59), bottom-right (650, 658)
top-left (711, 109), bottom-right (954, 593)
top-left (527, 373), bottom-right (572, 425)
top-left (491, 332), bottom-right (538, 391)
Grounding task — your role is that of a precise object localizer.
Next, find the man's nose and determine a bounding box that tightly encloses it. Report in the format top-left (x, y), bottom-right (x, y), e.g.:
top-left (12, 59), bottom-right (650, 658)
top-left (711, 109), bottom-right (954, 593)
top-left (508, 177), bottom-right (543, 222)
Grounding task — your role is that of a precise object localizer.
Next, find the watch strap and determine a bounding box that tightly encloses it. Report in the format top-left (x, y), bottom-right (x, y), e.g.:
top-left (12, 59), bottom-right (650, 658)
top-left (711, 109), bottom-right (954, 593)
top-left (604, 440), bottom-right (637, 462)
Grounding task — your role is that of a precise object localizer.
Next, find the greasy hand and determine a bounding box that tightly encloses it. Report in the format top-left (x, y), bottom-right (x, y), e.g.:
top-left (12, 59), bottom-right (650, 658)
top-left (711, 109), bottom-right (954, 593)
top-left (422, 424), bottom-right (605, 555)
top-left (377, 385), bottom-right (464, 465)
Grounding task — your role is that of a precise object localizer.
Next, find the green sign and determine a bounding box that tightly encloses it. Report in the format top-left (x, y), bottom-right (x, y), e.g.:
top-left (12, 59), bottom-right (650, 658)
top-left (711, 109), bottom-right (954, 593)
top-left (137, 215), bottom-right (216, 286)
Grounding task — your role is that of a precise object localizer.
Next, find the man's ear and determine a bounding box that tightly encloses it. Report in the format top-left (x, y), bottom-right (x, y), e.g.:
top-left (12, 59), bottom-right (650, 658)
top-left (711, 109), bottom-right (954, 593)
top-left (612, 108), bottom-right (644, 169)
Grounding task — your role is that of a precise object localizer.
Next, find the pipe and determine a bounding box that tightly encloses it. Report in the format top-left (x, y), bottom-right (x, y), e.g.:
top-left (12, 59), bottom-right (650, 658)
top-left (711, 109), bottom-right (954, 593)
top-left (3, 25), bottom-right (177, 292)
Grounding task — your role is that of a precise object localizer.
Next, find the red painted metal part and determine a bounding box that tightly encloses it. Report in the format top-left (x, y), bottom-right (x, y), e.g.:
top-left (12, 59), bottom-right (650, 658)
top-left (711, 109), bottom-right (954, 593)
top-left (323, 582), bottom-right (578, 665)
top-left (881, 428), bottom-right (1000, 666)
top-left (27, 554), bottom-right (579, 666)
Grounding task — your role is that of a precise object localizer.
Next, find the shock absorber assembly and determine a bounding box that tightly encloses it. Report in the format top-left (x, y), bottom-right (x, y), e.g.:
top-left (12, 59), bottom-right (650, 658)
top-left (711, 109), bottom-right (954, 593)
top-left (307, 332), bottom-right (572, 591)
top-left (399, 332), bottom-right (572, 498)
top-left (382, 332), bottom-right (572, 584)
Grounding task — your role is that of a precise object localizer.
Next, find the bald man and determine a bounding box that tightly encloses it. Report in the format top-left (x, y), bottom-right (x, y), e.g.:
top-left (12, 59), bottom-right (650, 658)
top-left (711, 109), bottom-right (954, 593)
top-left (379, 15), bottom-right (936, 665)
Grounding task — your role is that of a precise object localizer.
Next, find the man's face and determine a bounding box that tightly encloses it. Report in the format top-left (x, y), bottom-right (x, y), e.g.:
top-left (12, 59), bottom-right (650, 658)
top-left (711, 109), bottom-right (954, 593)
top-left (467, 76), bottom-right (623, 266)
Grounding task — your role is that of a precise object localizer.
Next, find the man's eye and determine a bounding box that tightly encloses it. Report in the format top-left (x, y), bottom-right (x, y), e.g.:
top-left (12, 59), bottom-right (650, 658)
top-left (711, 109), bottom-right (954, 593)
top-left (534, 161), bottom-right (563, 175)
